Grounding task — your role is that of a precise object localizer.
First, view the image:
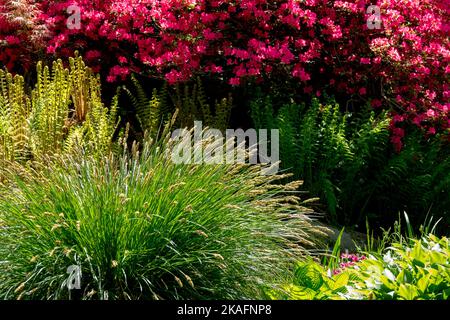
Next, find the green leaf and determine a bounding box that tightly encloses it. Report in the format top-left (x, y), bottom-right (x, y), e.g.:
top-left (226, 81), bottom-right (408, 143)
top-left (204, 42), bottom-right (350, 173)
top-left (288, 285), bottom-right (317, 300)
top-left (430, 251), bottom-right (445, 264)
top-left (294, 263), bottom-right (324, 291)
top-left (417, 274), bottom-right (431, 293)
top-left (329, 272), bottom-right (350, 291)
top-left (443, 288), bottom-right (450, 300)
top-left (411, 258), bottom-right (425, 269)
top-left (398, 284), bottom-right (419, 300)
top-left (396, 270), bottom-right (406, 284)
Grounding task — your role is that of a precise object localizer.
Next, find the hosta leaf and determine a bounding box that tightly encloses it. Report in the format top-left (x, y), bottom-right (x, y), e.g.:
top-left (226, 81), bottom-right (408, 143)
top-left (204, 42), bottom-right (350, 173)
top-left (398, 283), bottom-right (419, 300)
top-left (294, 263), bottom-right (324, 291)
top-left (329, 272), bottom-right (349, 291)
top-left (411, 258), bottom-right (425, 269)
top-left (396, 270), bottom-right (406, 284)
top-left (443, 288), bottom-right (450, 300)
top-left (430, 251), bottom-right (445, 264)
top-left (288, 285), bottom-right (317, 300)
top-left (417, 274), bottom-right (431, 293)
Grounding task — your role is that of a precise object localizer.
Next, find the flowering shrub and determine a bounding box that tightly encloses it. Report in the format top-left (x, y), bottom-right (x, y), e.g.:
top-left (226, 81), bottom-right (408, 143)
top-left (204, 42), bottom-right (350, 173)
top-left (0, 0), bottom-right (48, 71)
top-left (1, 0), bottom-right (449, 146)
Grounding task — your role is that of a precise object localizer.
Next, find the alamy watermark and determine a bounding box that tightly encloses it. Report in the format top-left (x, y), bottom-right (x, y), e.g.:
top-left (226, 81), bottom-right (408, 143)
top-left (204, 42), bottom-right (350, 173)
top-left (170, 121), bottom-right (280, 175)
top-left (66, 265), bottom-right (81, 290)
top-left (67, 5), bottom-right (81, 30)
top-left (367, 5), bottom-right (382, 30)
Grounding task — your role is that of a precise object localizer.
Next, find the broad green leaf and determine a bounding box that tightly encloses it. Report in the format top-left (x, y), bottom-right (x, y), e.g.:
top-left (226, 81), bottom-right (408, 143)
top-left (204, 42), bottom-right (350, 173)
top-left (417, 274), bottom-right (430, 293)
top-left (398, 283), bottom-right (419, 300)
top-left (329, 272), bottom-right (350, 291)
top-left (294, 263), bottom-right (324, 291)
top-left (288, 285), bottom-right (317, 300)
top-left (396, 270), bottom-right (406, 284)
top-left (411, 258), bottom-right (425, 268)
top-left (430, 251), bottom-right (445, 264)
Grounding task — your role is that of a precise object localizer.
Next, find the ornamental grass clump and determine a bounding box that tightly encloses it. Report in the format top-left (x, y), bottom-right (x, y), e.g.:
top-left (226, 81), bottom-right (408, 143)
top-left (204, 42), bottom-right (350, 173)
top-left (0, 133), bottom-right (324, 300)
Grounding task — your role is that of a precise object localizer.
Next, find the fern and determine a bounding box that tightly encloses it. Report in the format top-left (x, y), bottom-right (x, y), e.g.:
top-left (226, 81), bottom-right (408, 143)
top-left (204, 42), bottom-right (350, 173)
top-left (123, 76), bottom-right (172, 139)
top-left (212, 94), bottom-right (233, 132)
top-left (0, 70), bottom-right (31, 161)
top-left (123, 77), bottom-right (233, 138)
top-left (29, 60), bottom-right (71, 155)
top-left (250, 94), bottom-right (450, 228)
top-left (0, 54), bottom-right (119, 165)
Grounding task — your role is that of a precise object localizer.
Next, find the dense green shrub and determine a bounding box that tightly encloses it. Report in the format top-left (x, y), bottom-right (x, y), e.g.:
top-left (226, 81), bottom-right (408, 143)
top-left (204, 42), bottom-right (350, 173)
top-left (268, 234), bottom-right (450, 300)
top-left (250, 93), bottom-right (450, 229)
top-left (0, 132), bottom-right (324, 300)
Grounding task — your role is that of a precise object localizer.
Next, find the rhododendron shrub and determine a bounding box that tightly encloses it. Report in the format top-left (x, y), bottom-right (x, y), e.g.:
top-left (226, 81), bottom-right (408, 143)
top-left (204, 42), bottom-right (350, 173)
top-left (1, 0), bottom-right (449, 146)
top-left (0, 0), bottom-right (48, 72)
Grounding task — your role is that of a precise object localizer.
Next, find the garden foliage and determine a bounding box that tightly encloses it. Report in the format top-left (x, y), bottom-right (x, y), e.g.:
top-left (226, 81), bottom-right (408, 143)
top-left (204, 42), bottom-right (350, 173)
top-left (251, 94), bottom-right (450, 227)
top-left (0, 54), bottom-right (118, 163)
top-left (0, 132), bottom-right (324, 300)
top-left (347, 234), bottom-right (450, 300)
top-left (0, 0), bottom-right (448, 145)
top-left (269, 234), bottom-right (450, 300)
top-left (0, 0), bottom-right (448, 301)
top-left (122, 76), bottom-right (233, 138)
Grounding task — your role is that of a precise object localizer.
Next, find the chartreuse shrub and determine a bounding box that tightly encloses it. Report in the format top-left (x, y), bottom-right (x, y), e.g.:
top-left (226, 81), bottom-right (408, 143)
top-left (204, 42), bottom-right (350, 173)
top-left (268, 234), bottom-right (450, 300)
top-left (0, 132), bottom-right (324, 300)
top-left (250, 93), bottom-right (450, 228)
top-left (0, 53), bottom-right (118, 163)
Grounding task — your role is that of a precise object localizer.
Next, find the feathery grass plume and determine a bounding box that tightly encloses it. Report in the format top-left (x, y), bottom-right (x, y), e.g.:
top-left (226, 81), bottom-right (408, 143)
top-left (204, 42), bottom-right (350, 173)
top-left (0, 129), bottom-right (326, 300)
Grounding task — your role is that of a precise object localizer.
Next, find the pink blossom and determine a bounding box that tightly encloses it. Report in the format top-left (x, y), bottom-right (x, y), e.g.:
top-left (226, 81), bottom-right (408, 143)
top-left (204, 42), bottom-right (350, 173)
top-left (118, 56), bottom-right (128, 64)
top-left (427, 109), bottom-right (437, 118)
top-left (371, 99), bottom-right (382, 108)
top-left (5, 36), bottom-right (21, 45)
top-left (229, 77), bottom-right (240, 86)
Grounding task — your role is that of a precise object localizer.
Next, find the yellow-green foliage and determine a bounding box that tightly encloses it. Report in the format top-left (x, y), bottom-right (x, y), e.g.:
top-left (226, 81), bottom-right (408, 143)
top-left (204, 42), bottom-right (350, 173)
top-left (267, 234), bottom-right (450, 300)
top-left (29, 59), bottom-right (71, 155)
top-left (0, 53), bottom-right (118, 163)
top-left (346, 234), bottom-right (450, 300)
top-left (0, 70), bottom-right (31, 161)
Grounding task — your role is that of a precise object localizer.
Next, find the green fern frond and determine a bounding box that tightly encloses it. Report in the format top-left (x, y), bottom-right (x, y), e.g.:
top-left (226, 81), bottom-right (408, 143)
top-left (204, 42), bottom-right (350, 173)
top-left (0, 54), bottom-right (119, 164)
